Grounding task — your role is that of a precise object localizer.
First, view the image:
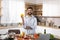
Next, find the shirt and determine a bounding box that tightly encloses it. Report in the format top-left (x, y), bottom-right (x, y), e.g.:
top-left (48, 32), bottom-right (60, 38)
top-left (23, 15), bottom-right (37, 35)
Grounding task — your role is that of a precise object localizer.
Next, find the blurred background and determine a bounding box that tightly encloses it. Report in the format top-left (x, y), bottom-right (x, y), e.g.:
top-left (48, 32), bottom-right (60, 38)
top-left (0, 0), bottom-right (60, 40)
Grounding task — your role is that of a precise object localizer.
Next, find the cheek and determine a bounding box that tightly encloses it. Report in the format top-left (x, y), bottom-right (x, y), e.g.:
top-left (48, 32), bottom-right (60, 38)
top-left (29, 11), bottom-right (33, 13)
top-left (27, 10), bottom-right (33, 13)
top-left (27, 11), bottom-right (31, 13)
top-left (28, 10), bottom-right (31, 12)
top-left (31, 11), bottom-right (33, 13)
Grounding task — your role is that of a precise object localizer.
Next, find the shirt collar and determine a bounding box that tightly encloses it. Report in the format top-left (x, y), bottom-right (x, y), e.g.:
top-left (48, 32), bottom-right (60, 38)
top-left (26, 15), bottom-right (34, 18)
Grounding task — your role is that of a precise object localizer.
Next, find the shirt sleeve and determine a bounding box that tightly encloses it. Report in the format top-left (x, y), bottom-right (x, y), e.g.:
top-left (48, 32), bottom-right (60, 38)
top-left (22, 17), bottom-right (26, 28)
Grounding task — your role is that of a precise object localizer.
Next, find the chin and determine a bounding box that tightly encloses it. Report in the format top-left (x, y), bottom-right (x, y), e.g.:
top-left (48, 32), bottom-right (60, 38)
top-left (28, 13), bottom-right (32, 15)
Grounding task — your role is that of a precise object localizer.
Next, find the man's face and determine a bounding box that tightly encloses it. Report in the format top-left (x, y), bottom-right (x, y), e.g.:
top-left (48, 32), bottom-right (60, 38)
top-left (27, 9), bottom-right (33, 15)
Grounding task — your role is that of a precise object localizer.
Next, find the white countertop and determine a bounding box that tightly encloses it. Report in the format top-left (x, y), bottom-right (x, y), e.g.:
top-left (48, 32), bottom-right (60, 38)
top-left (0, 26), bottom-right (60, 39)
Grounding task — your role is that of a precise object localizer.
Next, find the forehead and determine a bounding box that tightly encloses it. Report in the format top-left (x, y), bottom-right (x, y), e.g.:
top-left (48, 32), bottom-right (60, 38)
top-left (27, 9), bottom-right (33, 11)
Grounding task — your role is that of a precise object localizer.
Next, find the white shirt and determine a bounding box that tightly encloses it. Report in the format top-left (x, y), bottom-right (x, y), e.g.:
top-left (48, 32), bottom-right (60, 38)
top-left (23, 15), bottom-right (37, 35)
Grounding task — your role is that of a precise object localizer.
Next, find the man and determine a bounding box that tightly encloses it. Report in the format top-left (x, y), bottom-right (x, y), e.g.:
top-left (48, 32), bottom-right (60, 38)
top-left (21, 7), bottom-right (37, 35)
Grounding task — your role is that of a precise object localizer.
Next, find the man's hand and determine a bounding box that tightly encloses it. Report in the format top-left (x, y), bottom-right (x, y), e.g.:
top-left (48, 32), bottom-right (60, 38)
top-left (21, 14), bottom-right (24, 25)
top-left (25, 26), bottom-right (32, 30)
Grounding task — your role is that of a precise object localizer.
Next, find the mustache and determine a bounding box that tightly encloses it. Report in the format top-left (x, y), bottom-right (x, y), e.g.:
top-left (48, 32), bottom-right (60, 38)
top-left (28, 13), bottom-right (32, 14)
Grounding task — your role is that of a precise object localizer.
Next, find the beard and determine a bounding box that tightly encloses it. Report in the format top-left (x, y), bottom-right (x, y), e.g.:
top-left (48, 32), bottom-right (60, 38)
top-left (28, 13), bottom-right (32, 15)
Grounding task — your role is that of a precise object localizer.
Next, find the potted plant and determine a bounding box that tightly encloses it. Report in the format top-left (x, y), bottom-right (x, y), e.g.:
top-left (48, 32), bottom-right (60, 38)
top-left (50, 34), bottom-right (54, 40)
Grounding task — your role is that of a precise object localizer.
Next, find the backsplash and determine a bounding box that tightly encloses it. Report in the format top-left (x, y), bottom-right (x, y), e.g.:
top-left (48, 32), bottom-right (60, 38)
top-left (35, 16), bottom-right (60, 28)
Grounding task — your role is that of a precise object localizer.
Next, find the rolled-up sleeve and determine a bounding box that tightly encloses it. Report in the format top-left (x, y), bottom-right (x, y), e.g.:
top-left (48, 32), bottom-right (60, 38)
top-left (23, 17), bottom-right (26, 28)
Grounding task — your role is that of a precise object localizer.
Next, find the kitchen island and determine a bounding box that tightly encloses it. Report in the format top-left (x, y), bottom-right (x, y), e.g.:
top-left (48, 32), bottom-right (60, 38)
top-left (0, 25), bottom-right (60, 39)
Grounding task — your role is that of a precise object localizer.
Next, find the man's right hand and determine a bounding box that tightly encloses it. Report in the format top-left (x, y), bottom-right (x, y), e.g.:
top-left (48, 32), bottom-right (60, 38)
top-left (21, 14), bottom-right (24, 25)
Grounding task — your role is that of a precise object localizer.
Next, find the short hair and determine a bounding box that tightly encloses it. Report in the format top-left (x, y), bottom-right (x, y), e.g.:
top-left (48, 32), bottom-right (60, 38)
top-left (27, 7), bottom-right (33, 10)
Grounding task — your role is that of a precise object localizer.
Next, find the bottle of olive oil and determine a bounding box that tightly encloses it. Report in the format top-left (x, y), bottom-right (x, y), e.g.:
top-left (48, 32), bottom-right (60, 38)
top-left (44, 29), bottom-right (46, 34)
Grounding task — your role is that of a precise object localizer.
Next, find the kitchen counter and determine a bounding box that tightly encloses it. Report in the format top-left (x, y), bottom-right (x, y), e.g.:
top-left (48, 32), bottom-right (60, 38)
top-left (0, 26), bottom-right (17, 29)
top-left (0, 25), bottom-right (60, 39)
top-left (0, 25), bottom-right (60, 30)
